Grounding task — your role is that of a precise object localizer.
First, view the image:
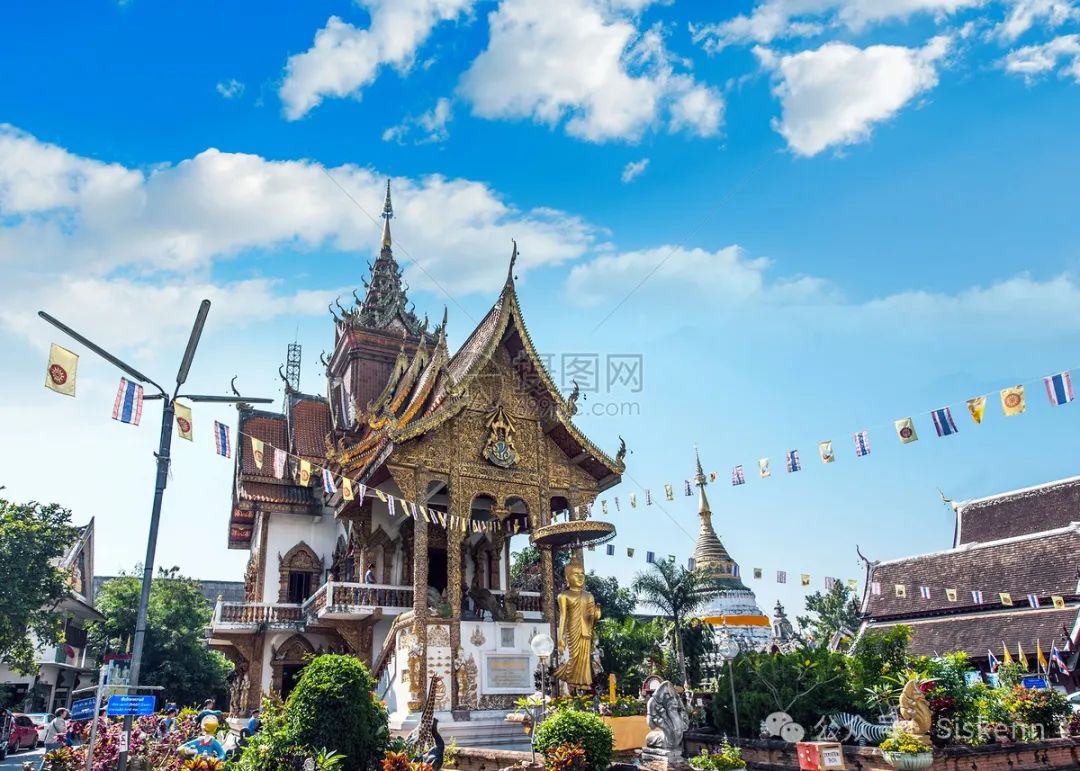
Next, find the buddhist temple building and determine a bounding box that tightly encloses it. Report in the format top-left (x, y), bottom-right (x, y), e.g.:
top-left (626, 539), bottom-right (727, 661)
top-left (208, 182), bottom-right (625, 736)
top-left (690, 451), bottom-right (771, 651)
top-left (858, 476), bottom-right (1080, 691)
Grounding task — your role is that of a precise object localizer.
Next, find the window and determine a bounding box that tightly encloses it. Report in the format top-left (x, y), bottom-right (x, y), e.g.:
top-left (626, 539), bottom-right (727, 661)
top-left (287, 572), bottom-right (312, 604)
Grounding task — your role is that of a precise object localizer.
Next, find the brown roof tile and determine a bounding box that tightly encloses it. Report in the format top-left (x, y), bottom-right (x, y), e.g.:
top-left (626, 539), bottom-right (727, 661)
top-left (289, 395), bottom-right (333, 459)
top-left (865, 526), bottom-right (1080, 618)
top-left (239, 481), bottom-right (316, 507)
top-left (238, 411), bottom-right (288, 478)
top-left (865, 605), bottom-right (1079, 658)
top-left (957, 475), bottom-right (1080, 545)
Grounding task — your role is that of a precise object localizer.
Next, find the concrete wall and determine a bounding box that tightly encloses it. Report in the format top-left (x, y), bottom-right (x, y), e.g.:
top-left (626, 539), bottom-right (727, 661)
top-left (260, 511), bottom-right (343, 603)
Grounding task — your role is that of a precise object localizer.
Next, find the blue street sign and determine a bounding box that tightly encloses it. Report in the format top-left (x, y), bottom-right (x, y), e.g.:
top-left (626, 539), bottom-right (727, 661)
top-left (1021, 675), bottom-right (1048, 689)
top-left (70, 698), bottom-right (96, 720)
top-left (106, 694), bottom-right (156, 716)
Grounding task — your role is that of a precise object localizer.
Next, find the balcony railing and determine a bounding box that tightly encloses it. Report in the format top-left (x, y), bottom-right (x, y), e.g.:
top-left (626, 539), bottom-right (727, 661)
top-left (214, 602), bottom-right (305, 627)
top-left (212, 582), bottom-right (415, 630)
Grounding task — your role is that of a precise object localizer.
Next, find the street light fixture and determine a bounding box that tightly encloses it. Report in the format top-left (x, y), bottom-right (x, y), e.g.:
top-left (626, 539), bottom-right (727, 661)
top-left (39, 301), bottom-right (272, 771)
top-left (529, 633), bottom-right (555, 761)
top-left (716, 627), bottom-right (741, 740)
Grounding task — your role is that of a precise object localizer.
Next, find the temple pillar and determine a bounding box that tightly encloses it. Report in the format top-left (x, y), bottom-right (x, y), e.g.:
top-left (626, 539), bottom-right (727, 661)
top-left (389, 464), bottom-right (428, 710)
top-left (447, 479), bottom-right (469, 710)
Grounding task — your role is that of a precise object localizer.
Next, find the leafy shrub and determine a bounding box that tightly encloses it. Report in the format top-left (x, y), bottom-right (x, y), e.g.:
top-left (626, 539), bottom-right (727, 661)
top-left (688, 743), bottom-right (746, 770)
top-left (1002, 685), bottom-right (1070, 739)
top-left (233, 693), bottom-right (349, 771)
top-left (533, 709), bottom-right (614, 771)
top-left (285, 654), bottom-right (390, 771)
top-left (546, 743), bottom-right (589, 771)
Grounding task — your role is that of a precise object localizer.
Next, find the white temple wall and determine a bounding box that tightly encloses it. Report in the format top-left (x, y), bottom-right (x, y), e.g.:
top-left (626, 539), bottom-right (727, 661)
top-left (260, 510), bottom-right (339, 603)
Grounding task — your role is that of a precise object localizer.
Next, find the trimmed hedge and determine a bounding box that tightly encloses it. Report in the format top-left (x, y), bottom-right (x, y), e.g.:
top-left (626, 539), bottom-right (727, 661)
top-left (534, 709), bottom-right (614, 770)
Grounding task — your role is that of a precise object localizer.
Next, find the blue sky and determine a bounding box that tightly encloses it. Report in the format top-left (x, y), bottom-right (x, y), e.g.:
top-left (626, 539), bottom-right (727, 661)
top-left (2, 0), bottom-right (1080, 620)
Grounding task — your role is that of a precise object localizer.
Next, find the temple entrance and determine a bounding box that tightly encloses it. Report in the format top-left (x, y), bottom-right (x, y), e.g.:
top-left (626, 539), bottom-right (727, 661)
top-left (281, 663), bottom-right (304, 700)
top-left (428, 548), bottom-right (447, 593)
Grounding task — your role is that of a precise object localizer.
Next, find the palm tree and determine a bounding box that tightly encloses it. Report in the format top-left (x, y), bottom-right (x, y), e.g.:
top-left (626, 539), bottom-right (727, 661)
top-left (632, 560), bottom-right (723, 687)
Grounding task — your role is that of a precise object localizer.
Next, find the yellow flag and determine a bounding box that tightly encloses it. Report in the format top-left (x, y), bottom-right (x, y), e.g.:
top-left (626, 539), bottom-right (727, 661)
top-left (1000, 386), bottom-right (1025, 416)
top-left (966, 396), bottom-right (986, 424)
top-left (1002, 643), bottom-right (1013, 664)
top-left (847, 578), bottom-right (858, 591)
top-left (894, 417), bottom-right (918, 444)
top-left (45, 343), bottom-right (79, 396)
top-left (818, 441), bottom-right (835, 464)
top-left (1051, 595), bottom-right (1066, 609)
top-left (250, 437), bottom-right (264, 470)
top-left (800, 574), bottom-right (811, 587)
top-left (175, 401), bottom-right (194, 441)
top-left (342, 477), bottom-right (354, 501)
top-left (895, 584), bottom-right (907, 598)
top-left (629, 493), bottom-right (637, 508)
top-left (298, 459), bottom-right (311, 486)
top-left (1017, 642), bottom-right (1029, 671)
top-left (1037, 640), bottom-right (1049, 672)
top-left (375, 489), bottom-right (387, 502)
top-left (663, 483), bottom-right (673, 501)
top-left (945, 588), bottom-right (958, 602)
top-left (1000, 592), bottom-right (1013, 606)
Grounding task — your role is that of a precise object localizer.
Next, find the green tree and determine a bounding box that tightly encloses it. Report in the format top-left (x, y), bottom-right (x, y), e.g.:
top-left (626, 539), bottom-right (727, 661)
top-left (88, 567), bottom-right (231, 707)
top-left (596, 617), bottom-right (666, 694)
top-left (285, 654), bottom-right (388, 771)
top-left (0, 496), bottom-right (79, 673)
top-left (583, 572), bottom-right (637, 622)
top-left (631, 561), bottom-right (721, 687)
top-left (797, 582), bottom-right (861, 645)
top-left (710, 645), bottom-right (855, 737)
top-left (847, 626), bottom-right (911, 716)
top-left (509, 546), bottom-right (570, 592)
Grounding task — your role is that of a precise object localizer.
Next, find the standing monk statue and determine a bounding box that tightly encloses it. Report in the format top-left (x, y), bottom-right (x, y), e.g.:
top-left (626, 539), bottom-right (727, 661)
top-left (553, 557), bottom-right (602, 692)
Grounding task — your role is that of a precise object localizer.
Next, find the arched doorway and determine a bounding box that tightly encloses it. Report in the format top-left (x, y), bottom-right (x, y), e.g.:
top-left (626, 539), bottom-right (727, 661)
top-left (271, 635), bottom-right (315, 700)
top-left (278, 542), bottom-right (322, 603)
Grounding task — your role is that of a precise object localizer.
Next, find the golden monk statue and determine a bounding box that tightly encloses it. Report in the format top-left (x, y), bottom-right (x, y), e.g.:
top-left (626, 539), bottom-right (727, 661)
top-left (553, 557), bottom-right (602, 691)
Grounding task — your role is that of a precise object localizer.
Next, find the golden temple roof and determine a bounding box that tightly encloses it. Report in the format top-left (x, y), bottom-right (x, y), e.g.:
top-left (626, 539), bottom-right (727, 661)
top-left (692, 449), bottom-right (748, 590)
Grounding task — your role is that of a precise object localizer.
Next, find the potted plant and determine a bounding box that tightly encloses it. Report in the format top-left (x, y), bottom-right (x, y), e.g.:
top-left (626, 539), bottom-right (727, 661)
top-left (878, 730), bottom-right (933, 770)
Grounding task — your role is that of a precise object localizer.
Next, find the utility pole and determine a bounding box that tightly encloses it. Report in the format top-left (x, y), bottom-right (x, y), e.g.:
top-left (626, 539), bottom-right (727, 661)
top-left (39, 300), bottom-right (273, 771)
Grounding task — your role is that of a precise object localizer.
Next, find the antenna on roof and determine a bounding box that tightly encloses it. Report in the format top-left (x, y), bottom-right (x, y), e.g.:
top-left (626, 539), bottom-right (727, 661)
top-left (285, 341), bottom-right (302, 394)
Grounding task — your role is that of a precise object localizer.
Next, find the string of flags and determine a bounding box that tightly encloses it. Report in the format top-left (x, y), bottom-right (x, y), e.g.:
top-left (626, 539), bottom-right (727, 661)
top-left (42, 344), bottom-right (1080, 529)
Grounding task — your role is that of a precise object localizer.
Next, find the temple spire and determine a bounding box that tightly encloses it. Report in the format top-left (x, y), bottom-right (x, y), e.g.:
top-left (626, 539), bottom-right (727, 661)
top-left (381, 179), bottom-right (393, 250)
top-left (691, 449), bottom-right (742, 586)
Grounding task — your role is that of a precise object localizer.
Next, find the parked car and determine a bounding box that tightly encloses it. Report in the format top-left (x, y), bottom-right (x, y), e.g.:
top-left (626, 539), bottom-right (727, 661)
top-left (7, 714), bottom-right (39, 754)
top-left (23, 712), bottom-right (53, 746)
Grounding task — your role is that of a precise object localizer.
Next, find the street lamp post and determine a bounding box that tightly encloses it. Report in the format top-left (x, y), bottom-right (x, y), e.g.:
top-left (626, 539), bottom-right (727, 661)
top-left (530, 633), bottom-right (555, 762)
top-left (716, 627), bottom-right (740, 740)
top-left (39, 301), bottom-right (272, 771)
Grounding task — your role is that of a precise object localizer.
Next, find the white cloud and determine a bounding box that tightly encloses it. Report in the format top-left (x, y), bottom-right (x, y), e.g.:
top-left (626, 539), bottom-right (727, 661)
top-left (279, 0), bottom-right (474, 120)
top-left (994, 0), bottom-right (1080, 42)
top-left (759, 36), bottom-right (950, 157)
top-left (0, 124), bottom-right (597, 347)
top-left (458, 0), bottom-right (723, 142)
top-left (1001, 33), bottom-right (1080, 81)
top-left (565, 244), bottom-right (835, 307)
top-left (382, 97), bottom-right (454, 143)
top-left (620, 158), bottom-right (650, 183)
top-left (215, 79), bottom-right (245, 99)
top-left (692, 0), bottom-right (983, 51)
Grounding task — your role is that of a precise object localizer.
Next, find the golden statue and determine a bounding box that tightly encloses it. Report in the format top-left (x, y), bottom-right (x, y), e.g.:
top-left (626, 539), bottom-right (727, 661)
top-left (896, 677), bottom-right (932, 746)
top-left (553, 558), bottom-right (602, 691)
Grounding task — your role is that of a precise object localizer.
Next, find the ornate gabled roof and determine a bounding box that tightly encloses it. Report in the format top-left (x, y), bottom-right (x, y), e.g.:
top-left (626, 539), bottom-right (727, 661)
top-left (692, 449), bottom-right (748, 590)
top-left (334, 180), bottom-right (428, 338)
top-left (330, 244), bottom-right (625, 488)
top-left (954, 474), bottom-right (1080, 546)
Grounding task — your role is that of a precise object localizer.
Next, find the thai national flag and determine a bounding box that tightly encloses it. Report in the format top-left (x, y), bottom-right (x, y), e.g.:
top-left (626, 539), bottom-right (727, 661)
top-left (112, 378), bottom-right (144, 426)
top-left (920, 586), bottom-right (931, 599)
top-left (212, 421), bottom-right (231, 458)
top-left (987, 649), bottom-right (1000, 673)
top-left (731, 465), bottom-right (746, 486)
top-left (931, 407), bottom-right (958, 437)
top-left (1044, 371), bottom-right (1074, 406)
top-left (1027, 593), bottom-right (1040, 608)
top-left (853, 430), bottom-right (871, 457)
top-left (786, 450), bottom-right (801, 473)
top-left (322, 468), bottom-right (337, 495)
top-left (1050, 643), bottom-right (1072, 675)
top-left (972, 590), bottom-right (984, 604)
top-left (777, 570), bottom-right (787, 584)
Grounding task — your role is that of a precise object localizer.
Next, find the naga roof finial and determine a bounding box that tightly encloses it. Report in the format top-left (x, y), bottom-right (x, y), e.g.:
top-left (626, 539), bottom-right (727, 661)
top-left (615, 436), bottom-right (627, 465)
top-left (507, 239), bottom-right (518, 284)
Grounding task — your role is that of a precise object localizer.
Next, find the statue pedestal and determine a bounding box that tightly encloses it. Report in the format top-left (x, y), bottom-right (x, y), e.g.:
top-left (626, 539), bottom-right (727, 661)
top-left (640, 748), bottom-right (689, 771)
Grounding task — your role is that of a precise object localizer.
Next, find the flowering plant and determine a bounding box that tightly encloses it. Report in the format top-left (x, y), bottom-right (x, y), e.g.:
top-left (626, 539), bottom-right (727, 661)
top-left (878, 730), bottom-right (930, 754)
top-left (545, 743), bottom-right (588, 771)
top-left (688, 743), bottom-right (746, 771)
